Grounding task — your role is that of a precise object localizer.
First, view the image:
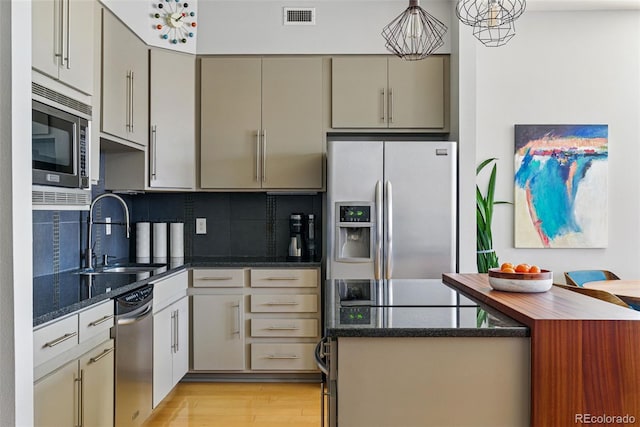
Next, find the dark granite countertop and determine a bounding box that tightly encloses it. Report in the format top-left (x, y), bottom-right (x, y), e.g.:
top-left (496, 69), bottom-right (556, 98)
top-left (324, 279), bottom-right (529, 338)
top-left (33, 256), bottom-right (321, 327)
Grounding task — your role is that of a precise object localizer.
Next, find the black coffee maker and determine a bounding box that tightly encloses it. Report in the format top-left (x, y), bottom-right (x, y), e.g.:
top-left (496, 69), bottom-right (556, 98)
top-left (288, 213), bottom-right (303, 260)
top-left (303, 214), bottom-right (316, 261)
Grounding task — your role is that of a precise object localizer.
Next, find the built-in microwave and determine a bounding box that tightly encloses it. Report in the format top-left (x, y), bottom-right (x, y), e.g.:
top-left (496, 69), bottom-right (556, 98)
top-left (32, 99), bottom-right (90, 189)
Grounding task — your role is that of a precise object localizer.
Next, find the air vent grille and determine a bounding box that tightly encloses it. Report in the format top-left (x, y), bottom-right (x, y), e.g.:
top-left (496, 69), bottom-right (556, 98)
top-left (32, 187), bottom-right (91, 207)
top-left (32, 82), bottom-right (92, 117)
top-left (283, 8), bottom-right (315, 25)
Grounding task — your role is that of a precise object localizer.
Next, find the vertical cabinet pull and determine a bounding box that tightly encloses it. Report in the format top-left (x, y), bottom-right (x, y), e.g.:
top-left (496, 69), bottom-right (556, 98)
top-left (255, 131), bottom-right (261, 182)
top-left (64, 0), bottom-right (70, 68)
top-left (262, 129), bottom-right (267, 183)
top-left (232, 302), bottom-right (241, 335)
top-left (170, 310), bottom-right (177, 352)
top-left (125, 71), bottom-right (131, 131)
top-left (130, 71), bottom-right (135, 132)
top-left (175, 310), bottom-right (179, 353)
top-left (151, 125), bottom-right (158, 179)
top-left (380, 89), bottom-right (385, 122)
top-left (55, 0), bottom-right (64, 61)
top-left (388, 88), bottom-right (393, 123)
top-left (75, 369), bottom-right (84, 427)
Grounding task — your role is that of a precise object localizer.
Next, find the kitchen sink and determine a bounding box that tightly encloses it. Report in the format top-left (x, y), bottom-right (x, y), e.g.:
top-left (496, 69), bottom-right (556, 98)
top-left (78, 263), bottom-right (167, 275)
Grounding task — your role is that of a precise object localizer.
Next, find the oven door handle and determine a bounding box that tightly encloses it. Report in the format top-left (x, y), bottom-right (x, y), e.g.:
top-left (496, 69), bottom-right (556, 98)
top-left (116, 303), bottom-right (152, 326)
top-left (314, 337), bottom-right (329, 375)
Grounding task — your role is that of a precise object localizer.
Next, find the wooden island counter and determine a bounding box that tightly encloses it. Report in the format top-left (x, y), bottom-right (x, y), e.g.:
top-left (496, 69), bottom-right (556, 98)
top-left (443, 273), bottom-right (640, 426)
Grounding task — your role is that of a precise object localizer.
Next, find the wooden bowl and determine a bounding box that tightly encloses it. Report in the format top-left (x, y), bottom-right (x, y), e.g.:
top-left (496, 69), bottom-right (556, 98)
top-left (487, 268), bottom-right (553, 293)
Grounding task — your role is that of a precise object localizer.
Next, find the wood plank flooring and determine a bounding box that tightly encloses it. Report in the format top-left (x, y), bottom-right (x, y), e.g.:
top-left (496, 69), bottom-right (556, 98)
top-left (143, 382), bottom-right (322, 427)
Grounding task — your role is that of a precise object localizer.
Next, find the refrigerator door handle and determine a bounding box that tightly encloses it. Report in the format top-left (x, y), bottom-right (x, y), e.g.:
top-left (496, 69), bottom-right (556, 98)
top-left (375, 180), bottom-right (383, 280)
top-left (385, 180), bottom-right (393, 279)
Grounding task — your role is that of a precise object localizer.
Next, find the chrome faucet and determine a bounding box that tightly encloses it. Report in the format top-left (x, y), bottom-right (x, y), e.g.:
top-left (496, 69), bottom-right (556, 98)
top-left (86, 193), bottom-right (130, 269)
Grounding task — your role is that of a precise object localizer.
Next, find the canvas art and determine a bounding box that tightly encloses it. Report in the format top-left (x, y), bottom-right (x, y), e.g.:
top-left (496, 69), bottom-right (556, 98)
top-left (514, 124), bottom-right (608, 248)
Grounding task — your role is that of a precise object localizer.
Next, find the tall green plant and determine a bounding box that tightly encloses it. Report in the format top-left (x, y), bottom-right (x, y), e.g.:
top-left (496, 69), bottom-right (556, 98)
top-left (476, 158), bottom-right (501, 273)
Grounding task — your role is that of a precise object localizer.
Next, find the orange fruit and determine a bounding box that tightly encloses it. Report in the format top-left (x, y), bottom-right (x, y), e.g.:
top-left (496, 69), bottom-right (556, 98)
top-left (500, 262), bottom-right (514, 272)
top-left (529, 265), bottom-right (541, 273)
top-left (515, 263), bottom-right (531, 273)
top-left (501, 267), bottom-right (516, 273)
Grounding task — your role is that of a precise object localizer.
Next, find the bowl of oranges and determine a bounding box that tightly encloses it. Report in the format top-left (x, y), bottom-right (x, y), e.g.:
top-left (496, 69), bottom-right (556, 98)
top-left (487, 263), bottom-right (553, 293)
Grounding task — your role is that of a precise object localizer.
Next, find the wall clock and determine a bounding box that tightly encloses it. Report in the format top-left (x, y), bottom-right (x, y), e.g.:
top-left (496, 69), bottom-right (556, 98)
top-left (153, 1), bottom-right (197, 44)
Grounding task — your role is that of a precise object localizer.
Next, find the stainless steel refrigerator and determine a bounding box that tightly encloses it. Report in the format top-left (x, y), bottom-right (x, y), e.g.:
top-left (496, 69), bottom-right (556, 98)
top-left (326, 140), bottom-right (457, 280)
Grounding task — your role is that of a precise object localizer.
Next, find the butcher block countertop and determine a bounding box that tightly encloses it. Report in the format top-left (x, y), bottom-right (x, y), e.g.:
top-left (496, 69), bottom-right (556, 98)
top-left (443, 273), bottom-right (640, 427)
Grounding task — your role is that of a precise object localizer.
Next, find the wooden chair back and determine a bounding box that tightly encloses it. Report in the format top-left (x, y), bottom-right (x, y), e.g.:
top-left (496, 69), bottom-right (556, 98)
top-left (553, 283), bottom-right (631, 308)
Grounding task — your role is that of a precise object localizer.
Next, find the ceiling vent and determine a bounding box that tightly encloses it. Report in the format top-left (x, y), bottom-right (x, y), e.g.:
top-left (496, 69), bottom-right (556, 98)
top-left (283, 7), bottom-right (316, 25)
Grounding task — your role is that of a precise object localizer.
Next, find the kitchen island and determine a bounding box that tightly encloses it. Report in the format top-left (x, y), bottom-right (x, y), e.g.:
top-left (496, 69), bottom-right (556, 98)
top-left (443, 273), bottom-right (640, 427)
top-left (322, 279), bottom-right (531, 427)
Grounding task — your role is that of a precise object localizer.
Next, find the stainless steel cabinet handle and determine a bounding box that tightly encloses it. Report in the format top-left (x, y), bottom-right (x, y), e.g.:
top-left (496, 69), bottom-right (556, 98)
top-left (125, 71), bottom-right (131, 131)
top-left (266, 354), bottom-right (299, 360)
top-left (174, 309), bottom-right (180, 353)
top-left (375, 180), bottom-right (383, 280)
top-left (264, 277), bottom-right (299, 281)
top-left (76, 369), bottom-right (84, 427)
top-left (151, 125), bottom-right (158, 179)
top-left (232, 302), bottom-right (241, 335)
top-left (200, 276), bottom-right (234, 281)
top-left (44, 331), bottom-right (77, 348)
top-left (265, 301), bottom-right (299, 306)
top-left (262, 129), bottom-right (267, 183)
top-left (380, 89), bottom-right (385, 122)
top-left (171, 310), bottom-right (177, 352)
top-left (385, 180), bottom-right (393, 279)
top-left (388, 88), bottom-right (393, 123)
top-left (88, 314), bottom-right (114, 327)
top-left (130, 71), bottom-right (135, 132)
top-left (55, 0), bottom-right (63, 61)
top-left (89, 347), bottom-right (114, 364)
top-left (267, 326), bottom-right (299, 330)
top-left (64, 0), bottom-right (70, 68)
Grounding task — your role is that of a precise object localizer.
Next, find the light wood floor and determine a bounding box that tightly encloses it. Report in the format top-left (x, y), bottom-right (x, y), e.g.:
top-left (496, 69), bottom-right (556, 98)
top-left (143, 382), bottom-right (322, 427)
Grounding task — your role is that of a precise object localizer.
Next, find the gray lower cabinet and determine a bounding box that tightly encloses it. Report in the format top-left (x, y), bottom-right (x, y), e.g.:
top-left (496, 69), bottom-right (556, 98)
top-left (192, 294), bottom-right (246, 371)
top-left (34, 339), bottom-right (115, 427)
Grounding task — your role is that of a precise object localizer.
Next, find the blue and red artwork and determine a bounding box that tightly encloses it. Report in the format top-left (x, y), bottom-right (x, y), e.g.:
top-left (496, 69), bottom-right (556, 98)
top-left (514, 124), bottom-right (608, 248)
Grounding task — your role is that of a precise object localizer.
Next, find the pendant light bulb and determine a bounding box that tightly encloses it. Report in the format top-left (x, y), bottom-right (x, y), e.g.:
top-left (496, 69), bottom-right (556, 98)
top-left (488, 0), bottom-right (501, 27)
top-left (407, 8), bottom-right (423, 39)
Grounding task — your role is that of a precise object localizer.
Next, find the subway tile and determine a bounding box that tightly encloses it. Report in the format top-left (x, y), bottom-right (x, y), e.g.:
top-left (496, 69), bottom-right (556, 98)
top-left (33, 223), bottom-right (54, 277)
top-left (59, 222), bottom-right (82, 271)
top-left (32, 210), bottom-right (53, 224)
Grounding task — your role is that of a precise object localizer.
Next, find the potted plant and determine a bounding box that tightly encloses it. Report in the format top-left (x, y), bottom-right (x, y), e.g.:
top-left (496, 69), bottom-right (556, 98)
top-left (476, 158), bottom-right (510, 325)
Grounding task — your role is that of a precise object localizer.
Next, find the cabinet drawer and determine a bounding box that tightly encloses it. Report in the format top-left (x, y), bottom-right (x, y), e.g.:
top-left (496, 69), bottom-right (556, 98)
top-left (251, 269), bottom-right (318, 288)
top-left (251, 319), bottom-right (319, 338)
top-left (79, 300), bottom-right (114, 343)
top-left (192, 269), bottom-right (245, 288)
top-left (34, 315), bottom-right (79, 367)
top-left (251, 343), bottom-right (317, 371)
top-left (251, 295), bottom-right (318, 313)
top-left (154, 271), bottom-right (188, 313)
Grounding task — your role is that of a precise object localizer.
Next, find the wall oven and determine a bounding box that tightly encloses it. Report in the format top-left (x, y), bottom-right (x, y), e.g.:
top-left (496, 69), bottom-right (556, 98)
top-left (32, 99), bottom-right (90, 189)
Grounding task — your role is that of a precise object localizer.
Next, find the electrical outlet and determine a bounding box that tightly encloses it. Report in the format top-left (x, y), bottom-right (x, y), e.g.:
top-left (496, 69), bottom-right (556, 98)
top-left (105, 217), bottom-right (111, 235)
top-left (196, 218), bottom-right (207, 234)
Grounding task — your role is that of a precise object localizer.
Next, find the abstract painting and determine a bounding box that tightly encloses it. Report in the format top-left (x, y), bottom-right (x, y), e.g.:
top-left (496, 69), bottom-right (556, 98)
top-left (514, 124), bottom-right (608, 248)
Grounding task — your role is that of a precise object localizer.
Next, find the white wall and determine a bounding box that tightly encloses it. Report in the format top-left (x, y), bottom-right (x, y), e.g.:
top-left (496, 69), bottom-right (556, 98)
top-left (1, 1), bottom-right (34, 425)
top-left (195, 0), bottom-right (452, 54)
top-left (469, 10), bottom-right (640, 279)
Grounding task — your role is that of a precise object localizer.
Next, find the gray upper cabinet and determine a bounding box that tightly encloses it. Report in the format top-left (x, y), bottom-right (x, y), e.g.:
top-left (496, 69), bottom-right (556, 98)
top-left (200, 56), bottom-right (324, 190)
top-left (32, 0), bottom-right (95, 95)
top-left (331, 55), bottom-right (448, 131)
top-left (101, 10), bottom-right (149, 148)
top-left (149, 49), bottom-right (196, 189)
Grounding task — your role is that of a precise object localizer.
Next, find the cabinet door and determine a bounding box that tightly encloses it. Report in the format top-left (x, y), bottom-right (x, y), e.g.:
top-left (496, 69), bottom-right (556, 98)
top-left (331, 57), bottom-right (388, 128)
top-left (192, 294), bottom-right (245, 370)
top-left (80, 340), bottom-right (115, 427)
top-left (388, 56), bottom-right (445, 129)
top-left (153, 306), bottom-right (174, 408)
top-left (173, 296), bottom-right (190, 384)
top-left (58, 0), bottom-right (94, 94)
top-left (32, 0), bottom-right (60, 81)
top-left (102, 10), bottom-right (148, 146)
top-left (200, 57), bottom-right (262, 189)
top-left (262, 57), bottom-right (324, 189)
top-left (34, 360), bottom-right (77, 427)
top-left (150, 49), bottom-right (195, 189)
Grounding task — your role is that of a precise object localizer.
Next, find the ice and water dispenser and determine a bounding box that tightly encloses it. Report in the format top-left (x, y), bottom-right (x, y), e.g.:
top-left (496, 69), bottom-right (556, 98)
top-left (334, 203), bottom-right (375, 262)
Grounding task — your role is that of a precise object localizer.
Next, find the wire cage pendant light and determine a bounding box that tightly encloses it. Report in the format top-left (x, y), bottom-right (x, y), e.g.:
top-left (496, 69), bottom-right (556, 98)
top-left (456, 0), bottom-right (526, 27)
top-left (472, 13), bottom-right (516, 47)
top-left (382, 0), bottom-right (448, 61)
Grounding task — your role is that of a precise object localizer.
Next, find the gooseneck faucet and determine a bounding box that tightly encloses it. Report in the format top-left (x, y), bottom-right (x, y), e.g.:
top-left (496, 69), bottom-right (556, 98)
top-left (86, 193), bottom-right (130, 269)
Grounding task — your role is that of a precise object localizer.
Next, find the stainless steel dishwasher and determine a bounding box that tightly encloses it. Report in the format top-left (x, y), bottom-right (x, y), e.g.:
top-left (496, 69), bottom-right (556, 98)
top-left (114, 284), bottom-right (154, 427)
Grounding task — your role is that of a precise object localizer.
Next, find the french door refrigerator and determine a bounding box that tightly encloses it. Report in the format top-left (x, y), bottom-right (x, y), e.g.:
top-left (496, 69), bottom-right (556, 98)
top-left (326, 140), bottom-right (457, 280)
